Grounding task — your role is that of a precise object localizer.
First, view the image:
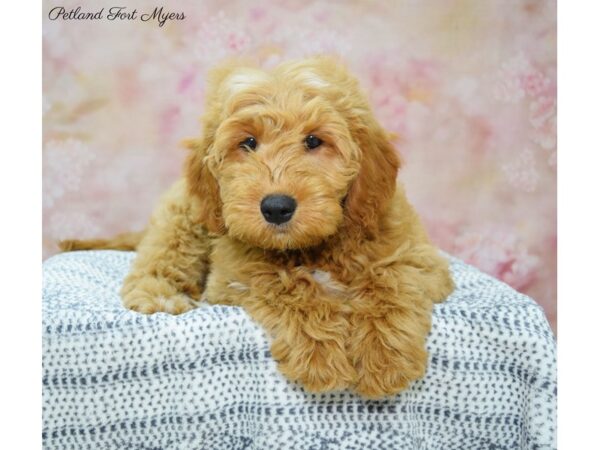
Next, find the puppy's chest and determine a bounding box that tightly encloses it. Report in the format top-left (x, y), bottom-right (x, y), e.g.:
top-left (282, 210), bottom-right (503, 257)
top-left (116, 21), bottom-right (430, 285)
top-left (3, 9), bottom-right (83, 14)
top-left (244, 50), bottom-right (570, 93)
top-left (210, 264), bottom-right (350, 300)
top-left (307, 269), bottom-right (349, 297)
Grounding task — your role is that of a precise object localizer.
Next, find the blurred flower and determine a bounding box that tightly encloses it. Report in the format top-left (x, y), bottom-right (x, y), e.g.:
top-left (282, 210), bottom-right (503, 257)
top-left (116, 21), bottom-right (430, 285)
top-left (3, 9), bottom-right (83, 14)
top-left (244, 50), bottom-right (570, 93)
top-left (43, 139), bottom-right (95, 210)
top-left (448, 76), bottom-right (485, 116)
top-left (453, 228), bottom-right (540, 291)
top-left (502, 148), bottom-right (540, 192)
top-left (45, 211), bottom-right (102, 241)
top-left (191, 11), bottom-right (253, 62)
top-left (493, 53), bottom-right (530, 102)
top-left (493, 53), bottom-right (552, 103)
top-left (529, 95), bottom-right (556, 129)
top-left (270, 26), bottom-right (351, 58)
top-left (43, 20), bottom-right (76, 62)
top-left (522, 70), bottom-right (552, 98)
top-left (530, 114), bottom-right (557, 167)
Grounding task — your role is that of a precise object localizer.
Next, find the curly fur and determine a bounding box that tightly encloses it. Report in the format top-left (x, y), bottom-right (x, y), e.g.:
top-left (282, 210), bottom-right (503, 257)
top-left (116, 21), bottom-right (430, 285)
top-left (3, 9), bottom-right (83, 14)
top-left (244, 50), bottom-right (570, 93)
top-left (61, 57), bottom-right (454, 398)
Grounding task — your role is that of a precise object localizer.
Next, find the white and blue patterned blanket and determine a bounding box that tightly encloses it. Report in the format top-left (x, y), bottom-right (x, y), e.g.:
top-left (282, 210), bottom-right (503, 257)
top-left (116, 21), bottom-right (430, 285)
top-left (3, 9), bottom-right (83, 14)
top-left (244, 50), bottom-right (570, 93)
top-left (42, 250), bottom-right (556, 450)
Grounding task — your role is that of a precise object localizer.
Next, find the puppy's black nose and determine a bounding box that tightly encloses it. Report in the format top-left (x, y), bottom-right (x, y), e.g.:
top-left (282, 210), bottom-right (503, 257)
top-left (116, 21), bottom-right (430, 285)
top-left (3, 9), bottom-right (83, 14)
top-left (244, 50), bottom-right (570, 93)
top-left (260, 195), bottom-right (297, 225)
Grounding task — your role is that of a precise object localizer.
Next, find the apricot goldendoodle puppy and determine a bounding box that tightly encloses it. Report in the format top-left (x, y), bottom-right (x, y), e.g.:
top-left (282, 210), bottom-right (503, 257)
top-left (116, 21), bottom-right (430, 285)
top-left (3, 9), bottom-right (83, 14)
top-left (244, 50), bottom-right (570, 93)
top-left (61, 57), bottom-right (454, 399)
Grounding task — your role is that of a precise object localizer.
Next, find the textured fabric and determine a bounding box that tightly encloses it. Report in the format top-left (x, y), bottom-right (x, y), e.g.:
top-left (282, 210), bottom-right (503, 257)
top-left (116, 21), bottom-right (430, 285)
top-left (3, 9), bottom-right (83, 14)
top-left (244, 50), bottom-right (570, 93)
top-left (42, 250), bottom-right (556, 450)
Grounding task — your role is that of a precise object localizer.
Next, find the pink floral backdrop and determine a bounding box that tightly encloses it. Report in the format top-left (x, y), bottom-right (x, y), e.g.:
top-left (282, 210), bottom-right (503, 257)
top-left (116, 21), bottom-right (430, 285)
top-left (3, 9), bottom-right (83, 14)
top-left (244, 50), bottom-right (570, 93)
top-left (43, 0), bottom-right (556, 331)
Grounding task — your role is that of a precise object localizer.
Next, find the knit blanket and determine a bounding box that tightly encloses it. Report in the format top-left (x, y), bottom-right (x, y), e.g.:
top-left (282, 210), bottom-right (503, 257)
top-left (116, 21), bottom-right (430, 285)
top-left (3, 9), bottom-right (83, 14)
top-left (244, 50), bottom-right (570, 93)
top-left (42, 250), bottom-right (556, 450)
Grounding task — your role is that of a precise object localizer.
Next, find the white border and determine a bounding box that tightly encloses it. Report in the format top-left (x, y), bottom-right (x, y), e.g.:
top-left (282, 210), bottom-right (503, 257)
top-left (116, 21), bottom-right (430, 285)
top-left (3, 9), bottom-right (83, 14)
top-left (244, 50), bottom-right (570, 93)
top-left (558, 0), bottom-right (600, 447)
top-left (0, 1), bottom-right (41, 448)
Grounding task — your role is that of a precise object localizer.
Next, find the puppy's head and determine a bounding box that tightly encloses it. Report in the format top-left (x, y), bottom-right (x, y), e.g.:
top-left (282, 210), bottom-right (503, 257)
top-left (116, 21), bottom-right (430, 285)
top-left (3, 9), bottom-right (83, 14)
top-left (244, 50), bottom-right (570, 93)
top-left (185, 57), bottom-right (399, 250)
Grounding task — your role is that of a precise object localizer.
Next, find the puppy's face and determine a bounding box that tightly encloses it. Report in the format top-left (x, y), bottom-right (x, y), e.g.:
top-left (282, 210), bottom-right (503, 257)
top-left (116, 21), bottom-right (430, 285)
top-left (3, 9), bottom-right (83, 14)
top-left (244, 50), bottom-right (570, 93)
top-left (187, 58), bottom-right (400, 250)
top-left (211, 76), bottom-right (360, 250)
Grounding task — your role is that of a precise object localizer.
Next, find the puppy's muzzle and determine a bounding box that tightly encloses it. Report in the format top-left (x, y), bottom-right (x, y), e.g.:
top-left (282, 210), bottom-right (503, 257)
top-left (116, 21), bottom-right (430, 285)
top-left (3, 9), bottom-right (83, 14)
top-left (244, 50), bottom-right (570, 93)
top-left (260, 194), bottom-right (296, 225)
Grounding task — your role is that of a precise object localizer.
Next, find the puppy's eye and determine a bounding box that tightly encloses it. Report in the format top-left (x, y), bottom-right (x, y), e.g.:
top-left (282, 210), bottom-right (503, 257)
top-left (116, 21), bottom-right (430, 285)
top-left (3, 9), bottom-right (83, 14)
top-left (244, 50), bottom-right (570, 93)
top-left (304, 135), bottom-right (322, 150)
top-left (239, 137), bottom-right (257, 151)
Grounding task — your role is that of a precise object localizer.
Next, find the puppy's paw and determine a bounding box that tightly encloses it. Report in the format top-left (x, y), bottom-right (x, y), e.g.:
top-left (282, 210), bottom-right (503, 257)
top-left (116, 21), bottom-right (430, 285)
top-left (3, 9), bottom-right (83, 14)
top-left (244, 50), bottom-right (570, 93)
top-left (271, 337), bottom-right (356, 393)
top-left (121, 277), bottom-right (198, 315)
top-left (353, 346), bottom-right (428, 399)
top-left (123, 292), bottom-right (197, 315)
top-left (350, 316), bottom-right (429, 399)
top-left (353, 353), bottom-right (427, 399)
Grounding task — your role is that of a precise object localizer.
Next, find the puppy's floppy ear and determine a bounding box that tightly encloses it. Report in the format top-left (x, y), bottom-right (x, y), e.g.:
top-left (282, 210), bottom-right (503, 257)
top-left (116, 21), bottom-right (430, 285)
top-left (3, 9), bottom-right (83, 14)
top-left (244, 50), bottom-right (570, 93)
top-left (291, 56), bottom-right (400, 238)
top-left (345, 118), bottom-right (400, 238)
top-left (183, 137), bottom-right (225, 234)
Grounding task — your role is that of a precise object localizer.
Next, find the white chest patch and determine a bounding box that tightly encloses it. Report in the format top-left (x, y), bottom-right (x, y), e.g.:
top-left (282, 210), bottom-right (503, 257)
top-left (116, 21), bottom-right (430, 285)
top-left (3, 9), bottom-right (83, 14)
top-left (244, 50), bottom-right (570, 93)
top-left (311, 270), bottom-right (349, 297)
top-left (228, 281), bottom-right (249, 291)
top-left (226, 270), bottom-right (349, 298)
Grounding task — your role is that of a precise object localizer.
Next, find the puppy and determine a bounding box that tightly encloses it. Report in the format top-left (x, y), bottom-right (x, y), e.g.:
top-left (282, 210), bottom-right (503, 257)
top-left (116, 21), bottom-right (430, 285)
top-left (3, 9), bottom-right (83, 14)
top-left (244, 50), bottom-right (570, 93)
top-left (61, 57), bottom-right (454, 398)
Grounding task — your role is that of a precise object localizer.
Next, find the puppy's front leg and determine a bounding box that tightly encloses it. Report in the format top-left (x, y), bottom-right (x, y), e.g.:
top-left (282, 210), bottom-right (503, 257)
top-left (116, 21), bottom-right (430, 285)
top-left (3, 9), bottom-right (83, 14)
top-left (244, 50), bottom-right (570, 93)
top-left (121, 180), bottom-right (212, 314)
top-left (348, 245), bottom-right (453, 398)
top-left (241, 266), bottom-right (356, 393)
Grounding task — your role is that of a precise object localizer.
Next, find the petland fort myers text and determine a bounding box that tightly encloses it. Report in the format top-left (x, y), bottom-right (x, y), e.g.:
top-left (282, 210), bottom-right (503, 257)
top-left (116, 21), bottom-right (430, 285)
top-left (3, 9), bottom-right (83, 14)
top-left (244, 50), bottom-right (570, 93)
top-left (48, 6), bottom-right (185, 27)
